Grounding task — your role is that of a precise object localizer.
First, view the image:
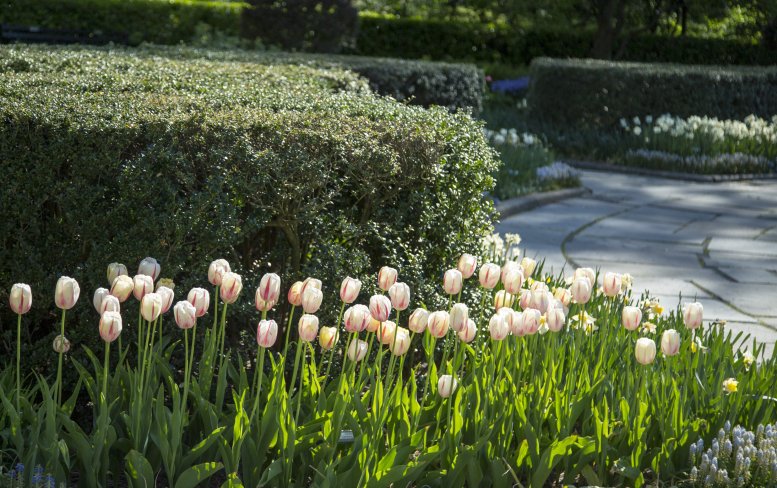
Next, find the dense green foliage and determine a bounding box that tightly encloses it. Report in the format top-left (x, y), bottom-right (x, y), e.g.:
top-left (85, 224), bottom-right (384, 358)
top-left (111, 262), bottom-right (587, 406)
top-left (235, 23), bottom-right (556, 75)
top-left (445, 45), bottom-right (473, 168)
top-left (526, 57), bottom-right (777, 130)
top-left (354, 14), bottom-right (776, 66)
top-left (0, 0), bottom-right (245, 45)
top-left (0, 44), bottom-right (497, 384)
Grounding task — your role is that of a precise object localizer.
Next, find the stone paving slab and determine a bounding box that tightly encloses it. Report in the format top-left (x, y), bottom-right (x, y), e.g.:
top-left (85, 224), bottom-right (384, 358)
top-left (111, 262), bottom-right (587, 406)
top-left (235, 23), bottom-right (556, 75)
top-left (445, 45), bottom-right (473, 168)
top-left (496, 169), bottom-right (777, 358)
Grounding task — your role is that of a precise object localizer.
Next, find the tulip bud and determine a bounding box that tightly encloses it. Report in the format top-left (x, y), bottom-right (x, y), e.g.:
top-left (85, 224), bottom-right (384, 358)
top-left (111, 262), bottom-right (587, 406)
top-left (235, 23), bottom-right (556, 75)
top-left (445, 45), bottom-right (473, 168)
top-left (683, 302), bottom-right (704, 330)
top-left (530, 290), bottom-right (550, 314)
top-left (520, 257), bottom-right (537, 277)
top-left (208, 259), bottom-right (231, 286)
top-left (494, 290), bottom-right (514, 310)
top-left (53, 334), bottom-right (71, 354)
top-left (388, 282), bottom-right (411, 311)
top-left (408, 308), bottom-right (430, 333)
top-left (501, 261), bottom-right (521, 284)
top-left (530, 281), bottom-right (549, 292)
top-left (100, 295), bottom-right (121, 314)
top-left (256, 319), bottom-right (278, 348)
top-left (319, 326), bottom-right (339, 350)
top-left (389, 327), bottom-right (411, 356)
top-left (518, 289), bottom-right (532, 310)
top-left (635, 337), bottom-right (656, 365)
top-left (369, 294), bottom-right (391, 322)
top-left (622, 306), bottom-right (642, 331)
top-left (301, 277), bottom-right (322, 296)
top-left (366, 316), bottom-right (381, 333)
top-left (427, 311), bottom-right (450, 338)
top-left (255, 294), bottom-right (275, 313)
top-left (457, 253), bottom-right (477, 279)
top-left (298, 314), bottom-right (319, 342)
top-left (157, 286), bottom-right (174, 314)
top-left (661, 329), bottom-right (680, 356)
top-left (347, 339), bottom-right (368, 362)
top-left (339, 277), bottom-right (362, 304)
top-left (110, 275), bottom-right (134, 303)
top-left (522, 308), bottom-right (541, 335)
top-left (478, 263), bottom-right (500, 289)
top-left (570, 277), bottom-right (592, 304)
top-left (258, 273), bottom-right (281, 304)
top-left (458, 318), bottom-right (476, 343)
top-left (107, 263), bottom-right (128, 286)
top-left (438, 375), bottom-right (457, 398)
top-left (500, 307), bottom-right (519, 335)
top-left (546, 308), bottom-right (566, 332)
top-left (54, 276), bottom-right (80, 310)
top-left (99, 311), bottom-right (122, 343)
top-left (9, 283), bottom-right (32, 315)
top-left (503, 268), bottom-right (525, 295)
top-left (443, 269), bottom-right (463, 295)
top-left (301, 286), bottom-right (323, 314)
top-left (573, 267), bottom-right (596, 287)
top-left (553, 287), bottom-right (572, 307)
top-left (343, 304), bottom-right (371, 333)
top-left (141, 293), bottom-right (163, 322)
top-left (174, 300), bottom-right (197, 330)
top-left (138, 257), bottom-right (161, 281)
top-left (220, 272), bottom-right (243, 304)
top-left (132, 274), bottom-right (153, 301)
top-left (187, 288), bottom-right (210, 317)
top-left (449, 303), bottom-right (469, 332)
top-left (377, 320), bottom-right (397, 345)
top-left (378, 266), bottom-right (398, 291)
top-left (602, 272), bottom-right (622, 297)
top-left (489, 313), bottom-right (509, 340)
top-left (287, 281), bottom-right (304, 307)
top-left (93, 288), bottom-right (110, 313)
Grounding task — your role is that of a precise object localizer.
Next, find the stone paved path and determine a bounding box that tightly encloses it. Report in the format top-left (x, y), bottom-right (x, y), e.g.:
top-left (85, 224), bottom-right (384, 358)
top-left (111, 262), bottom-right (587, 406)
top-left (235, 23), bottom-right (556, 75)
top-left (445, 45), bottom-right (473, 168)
top-left (497, 170), bottom-right (777, 358)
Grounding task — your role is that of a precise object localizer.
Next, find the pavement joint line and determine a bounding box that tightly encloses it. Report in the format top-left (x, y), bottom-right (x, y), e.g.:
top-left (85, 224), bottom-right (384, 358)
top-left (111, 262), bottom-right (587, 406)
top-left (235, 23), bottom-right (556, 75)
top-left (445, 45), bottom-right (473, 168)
top-left (697, 236), bottom-right (739, 284)
top-left (560, 205), bottom-right (637, 270)
top-left (754, 224), bottom-right (777, 240)
top-left (673, 218), bottom-right (702, 235)
top-left (689, 280), bottom-right (777, 333)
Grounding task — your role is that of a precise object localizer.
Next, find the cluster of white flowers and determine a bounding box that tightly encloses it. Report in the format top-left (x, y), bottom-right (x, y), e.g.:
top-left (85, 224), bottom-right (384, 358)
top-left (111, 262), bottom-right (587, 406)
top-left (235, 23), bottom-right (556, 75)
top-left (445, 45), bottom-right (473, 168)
top-left (481, 233), bottom-right (505, 261)
top-left (689, 421), bottom-right (777, 487)
top-left (535, 162), bottom-right (580, 182)
top-left (619, 114), bottom-right (777, 164)
top-left (484, 128), bottom-right (543, 148)
top-left (622, 114), bottom-right (777, 143)
top-left (625, 149), bottom-right (775, 172)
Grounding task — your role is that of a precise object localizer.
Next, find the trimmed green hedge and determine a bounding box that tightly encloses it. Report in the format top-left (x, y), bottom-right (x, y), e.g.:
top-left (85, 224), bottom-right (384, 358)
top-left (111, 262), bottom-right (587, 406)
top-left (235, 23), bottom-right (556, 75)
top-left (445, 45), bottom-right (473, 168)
top-left (0, 0), bottom-right (245, 45)
top-left (0, 44), bottom-right (498, 380)
top-left (526, 57), bottom-right (777, 129)
top-left (354, 14), bottom-right (777, 66)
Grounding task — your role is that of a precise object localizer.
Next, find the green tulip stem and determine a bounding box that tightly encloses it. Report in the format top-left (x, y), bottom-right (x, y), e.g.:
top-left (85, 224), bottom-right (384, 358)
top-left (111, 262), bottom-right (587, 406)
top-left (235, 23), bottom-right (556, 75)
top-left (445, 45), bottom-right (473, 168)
top-left (281, 305), bottom-right (296, 362)
top-left (249, 346), bottom-right (267, 426)
top-left (212, 285), bottom-right (220, 336)
top-left (357, 332), bottom-right (375, 389)
top-left (137, 306), bottom-right (143, 373)
top-left (16, 313), bottom-right (21, 411)
top-left (159, 314), bottom-right (163, 344)
top-left (102, 340), bottom-right (111, 410)
top-left (56, 309), bottom-right (66, 408)
top-left (383, 310), bottom-right (400, 403)
top-left (476, 290), bottom-right (488, 353)
top-left (188, 320), bottom-right (198, 398)
top-left (323, 301), bottom-right (346, 386)
top-left (294, 343), bottom-right (307, 425)
top-left (217, 302), bottom-right (229, 373)
top-left (182, 328), bottom-right (190, 413)
top-left (413, 336), bottom-right (435, 434)
top-left (288, 337), bottom-right (304, 420)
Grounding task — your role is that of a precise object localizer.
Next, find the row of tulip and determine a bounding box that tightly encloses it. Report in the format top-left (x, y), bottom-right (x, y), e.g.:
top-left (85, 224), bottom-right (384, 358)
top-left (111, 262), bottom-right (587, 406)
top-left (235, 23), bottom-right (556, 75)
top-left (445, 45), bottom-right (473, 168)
top-left (2, 242), bottom-right (775, 487)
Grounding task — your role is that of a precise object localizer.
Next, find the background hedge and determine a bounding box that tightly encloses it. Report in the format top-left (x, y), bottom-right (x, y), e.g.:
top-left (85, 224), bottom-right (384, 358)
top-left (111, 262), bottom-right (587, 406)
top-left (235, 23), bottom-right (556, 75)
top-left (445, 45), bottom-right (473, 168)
top-left (353, 14), bottom-right (777, 67)
top-left (0, 0), bottom-right (245, 45)
top-left (526, 57), bottom-right (777, 130)
top-left (0, 44), bottom-right (498, 385)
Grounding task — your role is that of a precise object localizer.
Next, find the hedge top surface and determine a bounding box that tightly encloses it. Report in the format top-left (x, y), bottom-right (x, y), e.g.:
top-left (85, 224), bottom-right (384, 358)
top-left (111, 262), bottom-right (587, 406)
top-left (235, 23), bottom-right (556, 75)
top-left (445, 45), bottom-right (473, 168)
top-left (531, 56), bottom-right (777, 76)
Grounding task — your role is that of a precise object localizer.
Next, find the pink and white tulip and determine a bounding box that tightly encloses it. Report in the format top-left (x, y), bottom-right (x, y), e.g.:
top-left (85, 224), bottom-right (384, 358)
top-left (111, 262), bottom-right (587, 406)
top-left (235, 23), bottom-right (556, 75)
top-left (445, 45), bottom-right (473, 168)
top-left (256, 319), bottom-right (278, 348)
top-left (99, 311), bottom-right (122, 343)
top-left (457, 253), bottom-right (477, 279)
top-left (301, 286), bottom-right (323, 314)
top-left (449, 303), bottom-right (469, 332)
top-left (208, 259), bottom-right (231, 286)
top-left (55, 276), bottom-right (80, 310)
top-left (339, 277), bottom-right (361, 304)
top-left (443, 269), bottom-right (463, 295)
top-left (478, 263), bottom-right (500, 289)
top-left (369, 294), bottom-right (392, 322)
top-left (187, 288), bottom-right (210, 317)
top-left (408, 308), bottom-right (430, 333)
top-left (219, 272), bottom-right (243, 304)
top-left (622, 306), bottom-right (642, 331)
top-left (388, 282), bottom-right (410, 311)
top-left (427, 311), bottom-right (450, 338)
top-left (132, 274), bottom-right (154, 301)
top-left (377, 266), bottom-right (398, 291)
top-left (298, 314), bottom-right (319, 342)
top-left (9, 283), bottom-right (32, 315)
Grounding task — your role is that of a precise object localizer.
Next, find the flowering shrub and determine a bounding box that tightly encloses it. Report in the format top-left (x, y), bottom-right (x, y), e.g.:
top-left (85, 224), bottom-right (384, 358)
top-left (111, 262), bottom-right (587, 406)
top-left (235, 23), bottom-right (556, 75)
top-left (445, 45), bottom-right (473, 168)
top-left (1, 240), bottom-right (775, 486)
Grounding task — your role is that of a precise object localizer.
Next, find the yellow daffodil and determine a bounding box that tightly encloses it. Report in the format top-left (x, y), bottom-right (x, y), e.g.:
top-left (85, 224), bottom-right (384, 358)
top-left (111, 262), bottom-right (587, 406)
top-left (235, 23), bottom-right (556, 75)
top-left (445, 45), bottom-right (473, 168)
top-left (722, 378), bottom-right (738, 394)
